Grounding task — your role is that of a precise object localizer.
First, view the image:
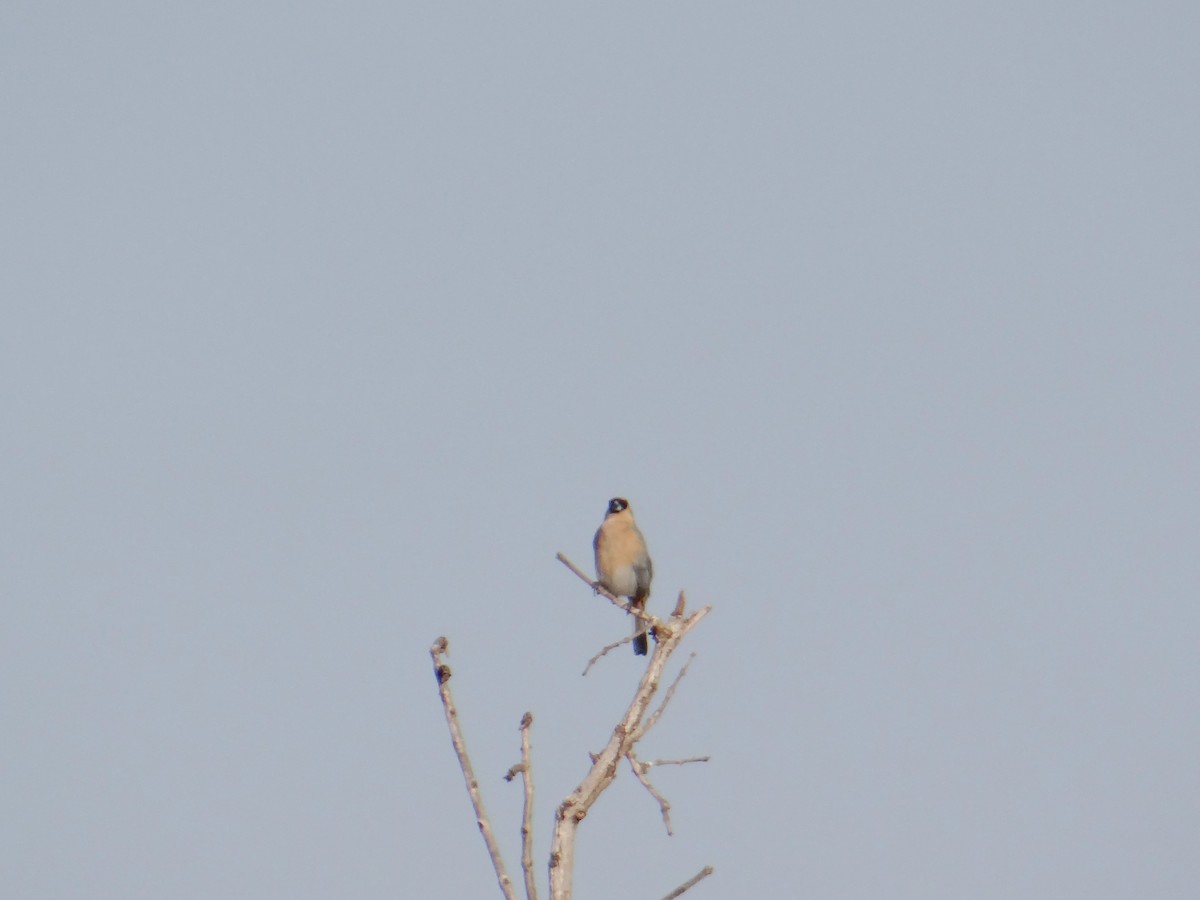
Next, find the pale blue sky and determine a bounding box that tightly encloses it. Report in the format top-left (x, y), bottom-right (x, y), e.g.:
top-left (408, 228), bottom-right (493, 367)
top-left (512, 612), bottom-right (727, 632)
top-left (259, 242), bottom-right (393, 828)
top-left (3, 3), bottom-right (1198, 898)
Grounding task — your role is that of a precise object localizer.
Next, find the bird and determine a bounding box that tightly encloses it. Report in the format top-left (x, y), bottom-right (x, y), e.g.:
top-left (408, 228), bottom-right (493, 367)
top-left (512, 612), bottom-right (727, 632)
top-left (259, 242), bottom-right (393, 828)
top-left (593, 497), bottom-right (654, 655)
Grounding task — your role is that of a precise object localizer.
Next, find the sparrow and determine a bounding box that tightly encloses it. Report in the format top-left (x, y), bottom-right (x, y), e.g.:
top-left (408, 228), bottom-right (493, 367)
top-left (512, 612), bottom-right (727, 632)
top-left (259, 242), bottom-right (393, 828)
top-left (593, 497), bottom-right (654, 655)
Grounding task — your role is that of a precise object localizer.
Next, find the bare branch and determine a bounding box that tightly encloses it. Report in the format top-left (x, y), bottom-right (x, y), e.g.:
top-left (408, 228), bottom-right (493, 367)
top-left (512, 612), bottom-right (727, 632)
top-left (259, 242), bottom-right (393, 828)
top-left (429, 638), bottom-right (517, 900)
top-left (661, 865), bottom-right (715, 899)
top-left (644, 756), bottom-right (711, 768)
top-left (548, 598), bottom-right (711, 900)
top-left (626, 752), bottom-right (673, 835)
top-left (639, 653), bottom-right (697, 738)
top-left (580, 634), bottom-right (635, 676)
top-left (626, 750), bottom-right (711, 837)
top-left (518, 713), bottom-right (538, 900)
top-left (556, 552), bottom-right (657, 630)
top-left (503, 762), bottom-right (525, 782)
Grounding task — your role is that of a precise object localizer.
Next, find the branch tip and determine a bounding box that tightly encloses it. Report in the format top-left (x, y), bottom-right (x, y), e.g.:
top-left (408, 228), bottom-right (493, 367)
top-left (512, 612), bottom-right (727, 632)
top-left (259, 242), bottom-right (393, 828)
top-left (661, 865), bottom-right (714, 899)
top-left (429, 635), bottom-right (516, 900)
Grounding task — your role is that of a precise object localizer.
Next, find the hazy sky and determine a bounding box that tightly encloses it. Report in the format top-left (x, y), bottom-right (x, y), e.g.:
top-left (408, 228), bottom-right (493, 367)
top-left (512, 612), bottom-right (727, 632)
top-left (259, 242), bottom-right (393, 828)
top-left (3, 3), bottom-right (1198, 898)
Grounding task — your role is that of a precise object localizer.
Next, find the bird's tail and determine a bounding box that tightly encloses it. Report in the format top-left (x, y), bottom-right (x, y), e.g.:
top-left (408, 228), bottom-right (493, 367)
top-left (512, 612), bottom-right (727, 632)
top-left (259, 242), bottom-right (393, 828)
top-left (632, 597), bottom-right (648, 656)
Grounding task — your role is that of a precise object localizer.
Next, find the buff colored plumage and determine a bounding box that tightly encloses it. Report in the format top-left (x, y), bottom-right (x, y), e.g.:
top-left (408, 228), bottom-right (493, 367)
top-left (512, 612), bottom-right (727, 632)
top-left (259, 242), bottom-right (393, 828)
top-left (593, 497), bottom-right (653, 655)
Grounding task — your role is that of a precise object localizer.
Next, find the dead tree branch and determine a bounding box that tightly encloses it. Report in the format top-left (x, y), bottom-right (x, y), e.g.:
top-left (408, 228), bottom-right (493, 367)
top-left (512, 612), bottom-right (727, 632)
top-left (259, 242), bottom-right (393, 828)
top-left (548, 555), bottom-right (712, 900)
top-left (661, 865), bottom-right (715, 899)
top-left (644, 756), bottom-right (711, 768)
top-left (430, 637), bottom-right (517, 900)
top-left (556, 551), bottom-right (658, 632)
top-left (639, 652), bottom-right (696, 739)
top-left (626, 752), bottom-right (674, 835)
top-left (626, 751), bottom-right (712, 837)
top-left (580, 634), bottom-right (635, 676)
top-left (518, 713), bottom-right (537, 900)
top-left (502, 713), bottom-right (538, 900)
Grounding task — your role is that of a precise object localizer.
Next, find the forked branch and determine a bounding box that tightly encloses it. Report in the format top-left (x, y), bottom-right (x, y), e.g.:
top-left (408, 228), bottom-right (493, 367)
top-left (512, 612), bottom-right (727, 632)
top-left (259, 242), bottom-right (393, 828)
top-left (548, 554), bottom-right (713, 900)
top-left (627, 751), bottom-right (675, 835)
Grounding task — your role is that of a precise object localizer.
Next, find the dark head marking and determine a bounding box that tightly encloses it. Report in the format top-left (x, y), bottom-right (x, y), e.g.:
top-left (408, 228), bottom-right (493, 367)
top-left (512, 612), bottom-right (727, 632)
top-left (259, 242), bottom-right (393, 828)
top-left (607, 497), bottom-right (629, 515)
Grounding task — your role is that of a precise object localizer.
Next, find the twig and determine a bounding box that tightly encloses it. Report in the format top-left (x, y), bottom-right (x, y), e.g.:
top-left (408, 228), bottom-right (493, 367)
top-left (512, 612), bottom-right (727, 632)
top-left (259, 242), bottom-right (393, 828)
top-left (627, 753), bottom-right (711, 836)
top-left (661, 865), bottom-right (715, 899)
top-left (518, 713), bottom-right (538, 900)
top-left (626, 752), bottom-right (673, 835)
top-left (639, 653), bottom-right (697, 738)
top-left (556, 552), bottom-right (658, 630)
top-left (429, 637), bottom-right (517, 900)
top-left (581, 634), bottom-right (635, 676)
top-left (502, 714), bottom-right (538, 899)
